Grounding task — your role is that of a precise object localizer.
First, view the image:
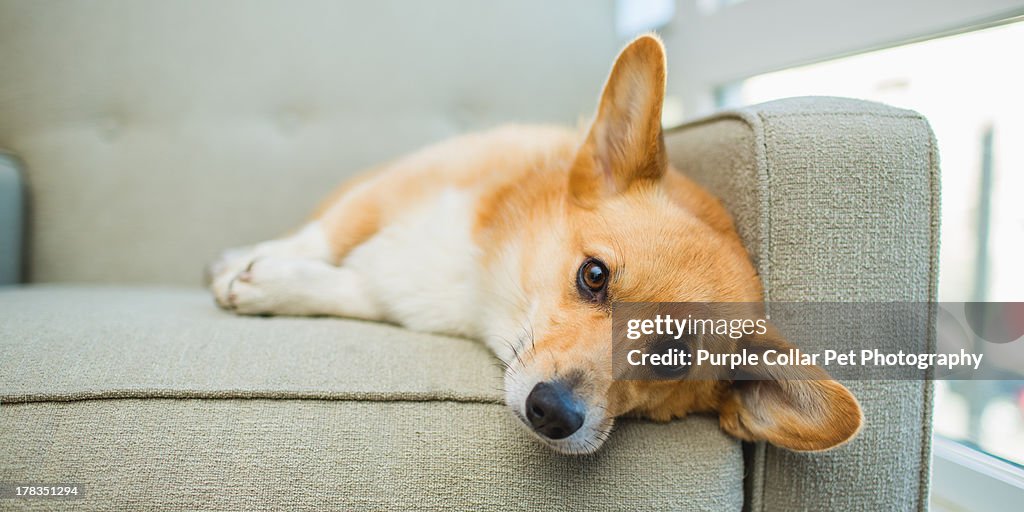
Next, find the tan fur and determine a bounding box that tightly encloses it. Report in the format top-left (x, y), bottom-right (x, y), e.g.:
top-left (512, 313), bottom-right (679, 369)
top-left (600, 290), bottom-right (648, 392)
top-left (213, 34), bottom-right (862, 453)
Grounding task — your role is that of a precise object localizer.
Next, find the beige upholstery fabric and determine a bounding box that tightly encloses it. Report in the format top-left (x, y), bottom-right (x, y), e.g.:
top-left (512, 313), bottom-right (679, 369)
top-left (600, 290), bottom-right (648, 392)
top-left (1, 286), bottom-right (499, 402)
top-left (0, 286), bottom-right (745, 511)
top-left (666, 96), bottom-right (938, 512)
top-left (3, 400), bottom-right (740, 511)
top-left (0, 0), bottom-right (618, 285)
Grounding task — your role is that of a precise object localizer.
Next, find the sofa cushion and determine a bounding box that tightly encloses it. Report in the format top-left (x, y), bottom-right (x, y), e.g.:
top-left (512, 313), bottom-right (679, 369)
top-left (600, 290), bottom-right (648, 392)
top-left (0, 285), bottom-right (744, 511)
top-left (1, 285), bottom-right (498, 402)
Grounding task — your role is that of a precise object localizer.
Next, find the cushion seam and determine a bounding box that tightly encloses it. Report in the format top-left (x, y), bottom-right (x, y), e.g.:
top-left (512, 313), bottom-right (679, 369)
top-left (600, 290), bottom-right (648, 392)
top-left (757, 111), bottom-right (922, 119)
top-left (663, 110), bottom-right (922, 135)
top-left (1, 389), bottom-right (505, 406)
top-left (918, 116), bottom-right (940, 512)
top-left (754, 109), bottom-right (772, 512)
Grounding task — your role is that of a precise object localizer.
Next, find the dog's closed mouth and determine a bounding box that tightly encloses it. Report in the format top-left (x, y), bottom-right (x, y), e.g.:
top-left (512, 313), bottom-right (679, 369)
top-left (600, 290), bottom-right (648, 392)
top-left (506, 381), bottom-right (613, 455)
top-left (511, 407), bottom-right (612, 455)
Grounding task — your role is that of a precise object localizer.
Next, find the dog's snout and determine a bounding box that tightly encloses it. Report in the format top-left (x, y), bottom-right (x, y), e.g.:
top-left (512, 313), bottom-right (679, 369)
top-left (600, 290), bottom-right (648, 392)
top-left (525, 381), bottom-right (585, 440)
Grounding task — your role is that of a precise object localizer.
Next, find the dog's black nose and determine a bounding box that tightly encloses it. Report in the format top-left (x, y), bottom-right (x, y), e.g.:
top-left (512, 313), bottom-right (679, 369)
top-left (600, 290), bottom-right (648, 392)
top-left (525, 381), bottom-right (585, 440)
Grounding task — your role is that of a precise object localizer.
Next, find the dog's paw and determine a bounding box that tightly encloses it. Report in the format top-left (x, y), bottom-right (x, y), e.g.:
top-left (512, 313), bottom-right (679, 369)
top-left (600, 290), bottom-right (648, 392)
top-left (208, 246), bottom-right (261, 310)
top-left (205, 246), bottom-right (253, 286)
top-left (219, 257), bottom-right (318, 316)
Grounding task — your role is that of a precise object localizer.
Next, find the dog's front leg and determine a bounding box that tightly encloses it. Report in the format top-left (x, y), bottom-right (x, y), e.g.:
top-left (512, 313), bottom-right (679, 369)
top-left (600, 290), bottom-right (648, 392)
top-left (208, 222), bottom-right (334, 309)
top-left (221, 256), bottom-right (383, 319)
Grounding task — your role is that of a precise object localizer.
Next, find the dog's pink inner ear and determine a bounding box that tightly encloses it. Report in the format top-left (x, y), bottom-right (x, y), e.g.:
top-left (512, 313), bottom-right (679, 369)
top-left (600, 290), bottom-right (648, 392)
top-left (718, 334), bottom-right (863, 452)
top-left (570, 34), bottom-right (668, 207)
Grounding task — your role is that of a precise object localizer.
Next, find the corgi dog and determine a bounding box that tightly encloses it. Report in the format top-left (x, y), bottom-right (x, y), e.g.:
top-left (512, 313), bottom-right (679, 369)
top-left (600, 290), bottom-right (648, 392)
top-left (208, 35), bottom-right (862, 454)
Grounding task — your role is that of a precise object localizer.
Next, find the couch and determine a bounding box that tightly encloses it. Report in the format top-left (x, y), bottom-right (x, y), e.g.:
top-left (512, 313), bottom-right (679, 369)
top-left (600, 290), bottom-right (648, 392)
top-left (0, 2), bottom-right (938, 510)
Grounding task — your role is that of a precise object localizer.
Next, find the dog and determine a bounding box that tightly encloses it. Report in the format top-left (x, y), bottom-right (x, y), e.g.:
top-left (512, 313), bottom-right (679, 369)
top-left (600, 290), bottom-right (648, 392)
top-left (208, 35), bottom-right (862, 454)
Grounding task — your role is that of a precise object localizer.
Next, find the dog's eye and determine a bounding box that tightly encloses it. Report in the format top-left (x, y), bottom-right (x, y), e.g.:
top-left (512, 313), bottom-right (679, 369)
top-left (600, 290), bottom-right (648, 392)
top-left (576, 258), bottom-right (609, 302)
top-left (649, 337), bottom-right (691, 379)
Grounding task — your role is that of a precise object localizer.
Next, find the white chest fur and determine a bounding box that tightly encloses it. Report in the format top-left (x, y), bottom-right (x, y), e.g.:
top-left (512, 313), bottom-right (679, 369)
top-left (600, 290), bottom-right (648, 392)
top-left (343, 188), bottom-right (491, 340)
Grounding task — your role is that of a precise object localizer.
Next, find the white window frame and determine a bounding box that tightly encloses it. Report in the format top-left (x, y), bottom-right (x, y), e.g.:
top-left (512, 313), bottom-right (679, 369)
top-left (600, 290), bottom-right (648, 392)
top-left (661, 0), bottom-right (1024, 119)
top-left (932, 436), bottom-right (1024, 512)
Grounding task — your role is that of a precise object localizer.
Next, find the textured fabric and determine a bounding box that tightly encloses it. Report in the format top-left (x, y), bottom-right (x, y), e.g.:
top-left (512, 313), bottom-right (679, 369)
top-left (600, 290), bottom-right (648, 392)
top-left (0, 0), bottom-right (619, 285)
top-left (1, 400), bottom-right (742, 511)
top-left (665, 96), bottom-right (939, 512)
top-left (0, 286), bottom-right (500, 403)
top-left (0, 286), bottom-right (745, 511)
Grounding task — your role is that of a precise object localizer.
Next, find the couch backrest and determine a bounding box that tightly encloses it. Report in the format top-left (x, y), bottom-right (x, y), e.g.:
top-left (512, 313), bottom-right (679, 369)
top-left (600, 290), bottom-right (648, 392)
top-left (0, 0), bottom-right (618, 284)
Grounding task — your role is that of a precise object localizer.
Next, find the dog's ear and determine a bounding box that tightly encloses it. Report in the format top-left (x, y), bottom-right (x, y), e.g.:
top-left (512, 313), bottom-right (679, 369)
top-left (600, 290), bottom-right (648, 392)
top-left (718, 331), bottom-right (863, 452)
top-left (570, 34), bottom-right (668, 207)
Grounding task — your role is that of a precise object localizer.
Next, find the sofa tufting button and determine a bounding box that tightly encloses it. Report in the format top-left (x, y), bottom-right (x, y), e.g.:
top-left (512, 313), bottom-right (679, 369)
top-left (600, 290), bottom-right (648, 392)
top-left (276, 108), bottom-right (303, 134)
top-left (452, 99), bottom-right (485, 130)
top-left (98, 117), bottom-right (121, 140)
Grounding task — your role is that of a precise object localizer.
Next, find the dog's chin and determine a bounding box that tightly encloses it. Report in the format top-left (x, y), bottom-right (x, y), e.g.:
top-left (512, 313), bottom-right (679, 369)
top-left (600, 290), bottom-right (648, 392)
top-left (507, 405), bottom-right (615, 455)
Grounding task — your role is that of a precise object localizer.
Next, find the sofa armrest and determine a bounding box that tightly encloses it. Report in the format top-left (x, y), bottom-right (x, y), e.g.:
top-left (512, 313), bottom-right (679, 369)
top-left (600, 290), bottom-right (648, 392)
top-left (665, 96), bottom-right (939, 512)
top-left (0, 152), bottom-right (24, 285)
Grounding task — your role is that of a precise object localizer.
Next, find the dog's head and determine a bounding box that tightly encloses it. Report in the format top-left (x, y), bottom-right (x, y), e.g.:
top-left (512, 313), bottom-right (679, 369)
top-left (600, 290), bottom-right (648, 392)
top-left (504, 35), bottom-right (862, 454)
